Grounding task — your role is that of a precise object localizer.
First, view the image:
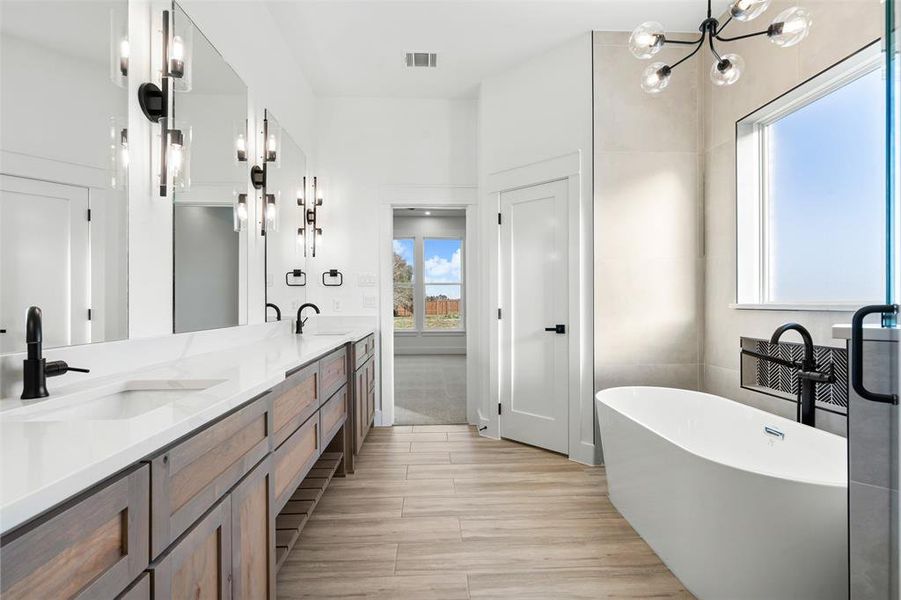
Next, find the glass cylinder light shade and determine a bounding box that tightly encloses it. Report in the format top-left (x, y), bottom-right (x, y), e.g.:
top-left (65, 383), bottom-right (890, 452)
top-left (108, 116), bottom-right (128, 190)
top-left (769, 7), bottom-right (812, 48)
top-left (641, 62), bottom-right (671, 94)
top-left (265, 192), bottom-right (279, 233)
top-left (629, 22), bottom-right (665, 59)
top-left (169, 124), bottom-right (191, 192)
top-left (233, 192), bottom-right (248, 232)
top-left (710, 54), bottom-right (745, 86)
top-left (108, 7), bottom-right (129, 87)
top-left (729, 0), bottom-right (772, 22)
top-left (169, 26), bottom-right (193, 92)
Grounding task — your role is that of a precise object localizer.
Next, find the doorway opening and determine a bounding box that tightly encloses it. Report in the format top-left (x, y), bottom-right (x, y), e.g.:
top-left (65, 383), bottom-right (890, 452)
top-left (392, 207), bottom-right (467, 425)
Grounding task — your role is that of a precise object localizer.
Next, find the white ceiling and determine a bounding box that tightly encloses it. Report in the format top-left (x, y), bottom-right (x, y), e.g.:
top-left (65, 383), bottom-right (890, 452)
top-left (264, 0), bottom-right (730, 99)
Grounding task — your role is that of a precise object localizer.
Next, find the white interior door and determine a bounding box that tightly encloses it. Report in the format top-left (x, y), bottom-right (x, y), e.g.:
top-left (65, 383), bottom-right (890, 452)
top-left (499, 179), bottom-right (569, 453)
top-left (0, 175), bottom-right (90, 353)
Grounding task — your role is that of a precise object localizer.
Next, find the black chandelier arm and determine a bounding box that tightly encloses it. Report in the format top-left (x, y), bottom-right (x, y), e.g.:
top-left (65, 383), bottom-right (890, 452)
top-left (708, 31), bottom-right (726, 63)
top-left (664, 35), bottom-right (705, 46)
top-left (715, 16), bottom-right (733, 36)
top-left (669, 34), bottom-right (707, 71)
top-left (716, 28), bottom-right (771, 42)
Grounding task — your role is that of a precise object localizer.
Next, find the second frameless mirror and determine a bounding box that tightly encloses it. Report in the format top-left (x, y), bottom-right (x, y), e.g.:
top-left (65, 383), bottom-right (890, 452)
top-left (171, 3), bottom-right (248, 334)
top-left (262, 110), bottom-right (308, 324)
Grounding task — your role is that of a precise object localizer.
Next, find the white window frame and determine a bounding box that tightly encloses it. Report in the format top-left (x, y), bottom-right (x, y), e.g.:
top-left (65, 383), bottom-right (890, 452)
top-left (735, 42), bottom-right (884, 310)
top-left (422, 235), bottom-right (465, 333)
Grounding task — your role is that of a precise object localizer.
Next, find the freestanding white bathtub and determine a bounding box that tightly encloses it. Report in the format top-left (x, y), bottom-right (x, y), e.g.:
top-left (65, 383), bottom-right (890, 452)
top-left (596, 386), bottom-right (848, 600)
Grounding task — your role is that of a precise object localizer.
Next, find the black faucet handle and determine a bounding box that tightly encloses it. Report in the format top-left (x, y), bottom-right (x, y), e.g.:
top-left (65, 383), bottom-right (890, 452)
top-left (44, 360), bottom-right (90, 378)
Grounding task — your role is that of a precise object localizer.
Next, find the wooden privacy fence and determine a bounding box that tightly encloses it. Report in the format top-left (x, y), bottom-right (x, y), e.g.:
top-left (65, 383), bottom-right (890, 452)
top-left (394, 299), bottom-right (460, 317)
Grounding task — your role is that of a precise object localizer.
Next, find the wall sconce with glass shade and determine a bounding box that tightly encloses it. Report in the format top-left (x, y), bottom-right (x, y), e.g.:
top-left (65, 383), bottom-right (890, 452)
top-left (630, 0), bottom-right (811, 93)
top-left (136, 8), bottom-right (193, 197)
top-left (307, 176), bottom-right (323, 257)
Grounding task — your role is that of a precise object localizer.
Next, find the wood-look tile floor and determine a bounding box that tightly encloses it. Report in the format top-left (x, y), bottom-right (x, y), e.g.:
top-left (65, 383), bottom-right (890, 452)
top-left (276, 425), bottom-right (693, 599)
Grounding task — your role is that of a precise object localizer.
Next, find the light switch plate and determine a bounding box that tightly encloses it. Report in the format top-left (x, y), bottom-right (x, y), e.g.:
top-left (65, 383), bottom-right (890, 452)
top-left (357, 273), bottom-right (377, 287)
top-left (363, 294), bottom-right (377, 308)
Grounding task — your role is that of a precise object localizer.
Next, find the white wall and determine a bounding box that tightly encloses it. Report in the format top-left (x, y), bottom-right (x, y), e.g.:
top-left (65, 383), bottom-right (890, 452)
top-left (393, 214), bottom-right (467, 355)
top-left (478, 33), bottom-right (595, 463)
top-left (593, 32), bottom-right (703, 397)
top-left (307, 97), bottom-right (477, 315)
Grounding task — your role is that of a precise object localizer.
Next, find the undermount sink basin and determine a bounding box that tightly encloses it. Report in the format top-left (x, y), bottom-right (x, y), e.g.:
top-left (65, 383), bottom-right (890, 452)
top-left (4, 379), bottom-right (227, 422)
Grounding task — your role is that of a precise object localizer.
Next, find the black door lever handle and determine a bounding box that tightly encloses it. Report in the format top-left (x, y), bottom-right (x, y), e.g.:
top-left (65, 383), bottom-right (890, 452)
top-left (545, 325), bottom-right (566, 334)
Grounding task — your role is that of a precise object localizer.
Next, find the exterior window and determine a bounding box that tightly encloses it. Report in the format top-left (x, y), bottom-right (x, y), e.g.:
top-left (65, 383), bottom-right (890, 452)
top-left (393, 238), bottom-right (414, 330)
top-left (736, 44), bottom-right (886, 307)
top-left (424, 238), bottom-right (463, 330)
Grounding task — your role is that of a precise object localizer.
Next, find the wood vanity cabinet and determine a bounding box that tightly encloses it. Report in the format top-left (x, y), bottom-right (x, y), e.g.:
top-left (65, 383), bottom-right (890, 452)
top-left (352, 334), bottom-right (376, 453)
top-left (149, 496), bottom-right (232, 599)
top-left (0, 465), bottom-right (150, 600)
top-left (149, 394), bottom-right (271, 558)
top-left (230, 456), bottom-right (275, 600)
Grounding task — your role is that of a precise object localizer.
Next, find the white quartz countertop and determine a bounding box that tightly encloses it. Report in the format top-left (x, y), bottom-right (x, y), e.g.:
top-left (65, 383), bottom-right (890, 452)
top-left (0, 324), bottom-right (374, 534)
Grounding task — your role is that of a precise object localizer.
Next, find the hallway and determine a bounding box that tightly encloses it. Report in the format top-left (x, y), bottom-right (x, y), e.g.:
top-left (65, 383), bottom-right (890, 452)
top-left (276, 426), bottom-right (691, 599)
top-left (394, 355), bottom-right (466, 425)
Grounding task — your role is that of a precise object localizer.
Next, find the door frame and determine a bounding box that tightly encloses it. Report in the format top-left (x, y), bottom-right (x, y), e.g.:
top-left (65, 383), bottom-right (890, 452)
top-left (484, 151), bottom-right (595, 464)
top-left (377, 185), bottom-right (479, 427)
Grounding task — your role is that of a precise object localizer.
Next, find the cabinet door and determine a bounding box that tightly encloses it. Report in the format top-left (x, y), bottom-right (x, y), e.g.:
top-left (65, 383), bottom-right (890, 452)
top-left (231, 457), bottom-right (275, 600)
top-left (0, 465), bottom-right (149, 600)
top-left (354, 368), bottom-right (366, 453)
top-left (151, 497), bottom-right (232, 599)
top-left (321, 385), bottom-right (347, 447)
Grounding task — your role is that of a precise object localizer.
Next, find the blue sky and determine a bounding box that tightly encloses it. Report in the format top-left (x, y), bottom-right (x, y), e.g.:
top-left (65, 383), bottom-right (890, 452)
top-left (393, 238), bottom-right (462, 299)
top-left (769, 65), bottom-right (886, 303)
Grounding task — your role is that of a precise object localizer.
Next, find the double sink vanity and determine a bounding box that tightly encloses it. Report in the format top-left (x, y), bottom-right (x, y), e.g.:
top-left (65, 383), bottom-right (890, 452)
top-left (0, 324), bottom-right (378, 599)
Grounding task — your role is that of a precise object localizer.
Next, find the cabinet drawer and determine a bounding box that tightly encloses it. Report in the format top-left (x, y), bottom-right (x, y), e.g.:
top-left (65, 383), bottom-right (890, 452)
top-left (0, 465), bottom-right (149, 600)
top-left (150, 395), bottom-right (270, 558)
top-left (354, 335), bottom-right (374, 370)
top-left (320, 347), bottom-right (348, 401)
top-left (150, 496), bottom-right (231, 599)
top-left (273, 415), bottom-right (319, 512)
top-left (271, 362), bottom-right (318, 449)
top-left (321, 385), bottom-right (347, 447)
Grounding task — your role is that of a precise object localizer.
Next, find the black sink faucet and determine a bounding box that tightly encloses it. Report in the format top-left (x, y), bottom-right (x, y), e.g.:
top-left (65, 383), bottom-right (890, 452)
top-left (741, 322), bottom-right (833, 427)
top-left (295, 303), bottom-right (320, 334)
top-left (21, 306), bottom-right (90, 400)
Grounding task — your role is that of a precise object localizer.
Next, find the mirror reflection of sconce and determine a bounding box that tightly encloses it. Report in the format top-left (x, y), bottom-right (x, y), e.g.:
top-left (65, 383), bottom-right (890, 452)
top-left (235, 126), bottom-right (248, 163)
top-left (297, 178), bottom-right (307, 257)
top-left (136, 9), bottom-right (192, 197)
top-left (264, 192), bottom-right (279, 234)
top-left (233, 193), bottom-right (248, 232)
top-left (109, 118), bottom-right (129, 190)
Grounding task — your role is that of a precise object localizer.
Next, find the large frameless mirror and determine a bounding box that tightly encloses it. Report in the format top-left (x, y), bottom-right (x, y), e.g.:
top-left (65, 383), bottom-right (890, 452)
top-left (171, 3), bottom-right (249, 334)
top-left (262, 110), bottom-right (307, 323)
top-left (0, 0), bottom-right (130, 354)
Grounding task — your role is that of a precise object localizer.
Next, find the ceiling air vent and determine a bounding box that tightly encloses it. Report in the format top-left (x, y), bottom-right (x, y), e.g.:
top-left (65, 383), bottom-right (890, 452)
top-left (405, 52), bottom-right (437, 68)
